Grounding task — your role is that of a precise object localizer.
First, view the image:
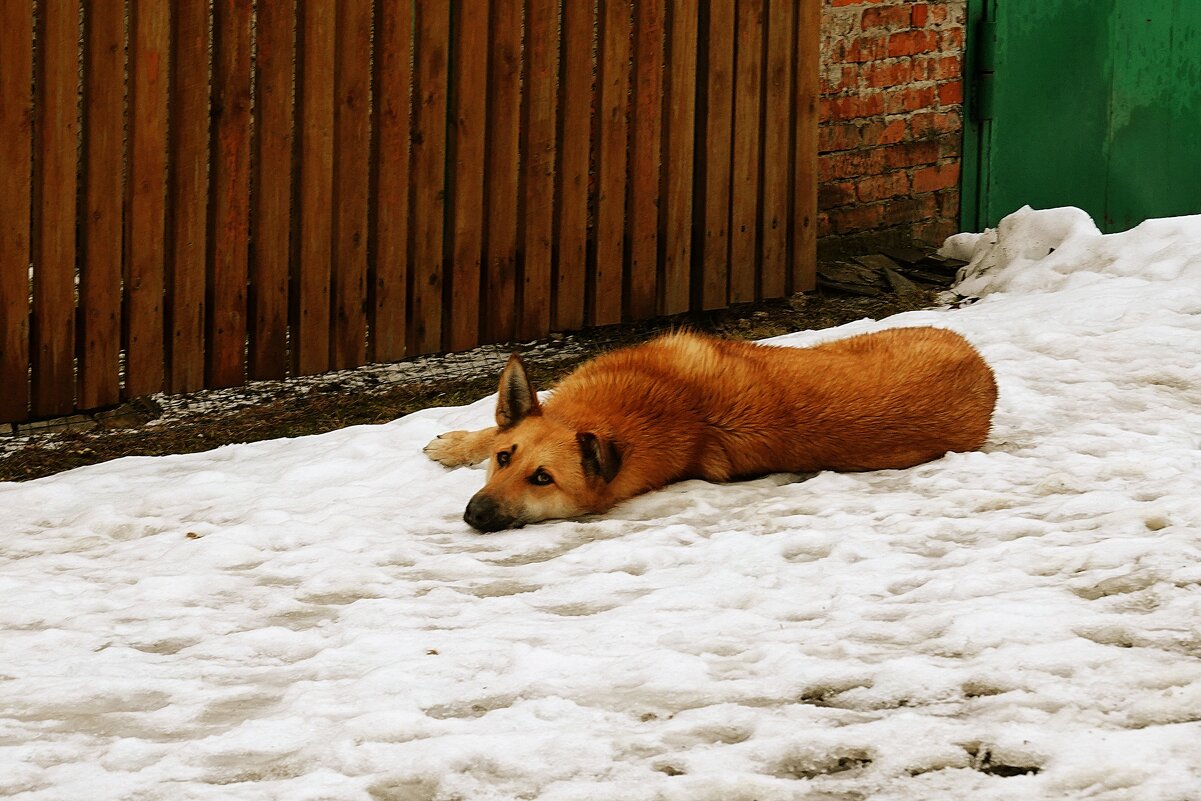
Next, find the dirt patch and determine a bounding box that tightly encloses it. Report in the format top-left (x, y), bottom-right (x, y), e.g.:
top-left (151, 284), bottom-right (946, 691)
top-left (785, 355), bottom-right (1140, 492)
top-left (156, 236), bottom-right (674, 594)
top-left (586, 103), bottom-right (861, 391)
top-left (0, 286), bottom-right (951, 482)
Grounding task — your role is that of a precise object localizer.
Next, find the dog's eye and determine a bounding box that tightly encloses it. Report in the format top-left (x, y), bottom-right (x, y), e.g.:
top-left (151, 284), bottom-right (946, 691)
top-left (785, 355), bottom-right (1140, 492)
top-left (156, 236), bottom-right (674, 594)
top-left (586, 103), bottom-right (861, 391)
top-left (528, 468), bottom-right (554, 486)
top-left (496, 450), bottom-right (511, 467)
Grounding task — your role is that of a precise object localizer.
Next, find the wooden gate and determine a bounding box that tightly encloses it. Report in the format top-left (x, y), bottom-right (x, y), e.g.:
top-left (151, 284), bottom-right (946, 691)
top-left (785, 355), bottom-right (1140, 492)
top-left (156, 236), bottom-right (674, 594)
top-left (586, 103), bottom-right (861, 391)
top-left (0, 0), bottom-right (819, 426)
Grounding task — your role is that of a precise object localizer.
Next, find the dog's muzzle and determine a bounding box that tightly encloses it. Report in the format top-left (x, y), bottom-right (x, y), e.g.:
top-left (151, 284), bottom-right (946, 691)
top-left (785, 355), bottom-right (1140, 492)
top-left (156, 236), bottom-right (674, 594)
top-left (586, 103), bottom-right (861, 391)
top-left (464, 493), bottom-right (516, 533)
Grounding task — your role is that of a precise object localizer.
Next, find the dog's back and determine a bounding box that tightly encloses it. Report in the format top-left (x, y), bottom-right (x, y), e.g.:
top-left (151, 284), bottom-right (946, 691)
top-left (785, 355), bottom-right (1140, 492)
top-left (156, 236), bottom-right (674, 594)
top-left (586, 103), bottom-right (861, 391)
top-left (548, 327), bottom-right (997, 478)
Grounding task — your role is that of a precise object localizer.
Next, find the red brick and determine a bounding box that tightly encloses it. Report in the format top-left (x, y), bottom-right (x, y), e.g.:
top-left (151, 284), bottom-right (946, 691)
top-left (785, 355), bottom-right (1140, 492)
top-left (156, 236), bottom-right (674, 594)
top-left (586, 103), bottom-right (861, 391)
top-left (936, 188), bottom-right (961, 217)
top-left (821, 92), bottom-right (886, 122)
top-left (828, 203), bottom-right (887, 234)
top-left (822, 64), bottom-right (860, 94)
top-left (910, 110), bottom-right (960, 138)
top-left (932, 55), bottom-right (962, 81)
top-left (911, 162), bottom-right (961, 193)
top-left (871, 117), bottom-right (908, 145)
top-left (928, 3), bottom-right (951, 25)
top-left (826, 7), bottom-right (861, 37)
top-left (915, 54), bottom-right (961, 82)
top-left (864, 59), bottom-right (913, 88)
top-left (819, 117), bottom-right (907, 153)
top-left (937, 131), bottom-right (961, 158)
top-left (939, 28), bottom-right (965, 51)
top-left (914, 217), bottom-right (959, 246)
top-left (937, 79), bottom-right (964, 105)
top-left (819, 148), bottom-right (888, 181)
top-left (883, 140), bottom-right (940, 169)
top-left (910, 3), bottom-right (928, 28)
top-left (841, 34), bottom-right (891, 63)
top-left (817, 211), bottom-right (832, 238)
top-left (819, 122), bottom-right (861, 152)
top-left (912, 86), bottom-right (939, 111)
top-left (881, 194), bottom-right (939, 227)
top-left (819, 181), bottom-right (857, 208)
top-left (856, 171), bottom-right (910, 202)
top-left (818, 97), bottom-right (835, 123)
top-left (861, 5), bottom-right (911, 30)
top-left (831, 0), bottom-right (886, 6)
top-left (887, 30), bottom-right (937, 57)
top-left (882, 85), bottom-right (936, 114)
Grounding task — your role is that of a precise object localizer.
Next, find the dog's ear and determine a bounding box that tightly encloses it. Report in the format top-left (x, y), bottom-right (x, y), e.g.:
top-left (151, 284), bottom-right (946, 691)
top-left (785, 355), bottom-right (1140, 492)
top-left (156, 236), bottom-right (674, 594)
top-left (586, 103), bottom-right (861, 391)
top-left (577, 432), bottom-right (622, 483)
top-left (496, 354), bottom-right (541, 429)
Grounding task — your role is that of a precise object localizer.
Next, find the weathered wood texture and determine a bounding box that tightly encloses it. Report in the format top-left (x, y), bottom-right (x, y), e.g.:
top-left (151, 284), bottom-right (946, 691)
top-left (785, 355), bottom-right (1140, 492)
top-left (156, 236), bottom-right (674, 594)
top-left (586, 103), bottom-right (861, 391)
top-left (0, 0), bottom-right (818, 424)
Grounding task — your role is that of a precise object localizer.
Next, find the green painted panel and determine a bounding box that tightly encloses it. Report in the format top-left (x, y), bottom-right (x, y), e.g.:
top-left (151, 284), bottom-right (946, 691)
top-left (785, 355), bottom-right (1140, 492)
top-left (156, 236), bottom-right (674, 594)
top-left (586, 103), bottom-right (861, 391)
top-left (966, 0), bottom-right (1201, 233)
top-left (1106, 1), bottom-right (1201, 231)
top-left (984, 0), bottom-right (1114, 228)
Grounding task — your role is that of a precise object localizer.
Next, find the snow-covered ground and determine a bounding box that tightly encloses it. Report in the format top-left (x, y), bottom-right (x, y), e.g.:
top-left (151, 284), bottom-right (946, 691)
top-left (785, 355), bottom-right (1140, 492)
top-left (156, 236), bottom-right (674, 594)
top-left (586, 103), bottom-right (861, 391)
top-left (3, 206), bottom-right (1201, 800)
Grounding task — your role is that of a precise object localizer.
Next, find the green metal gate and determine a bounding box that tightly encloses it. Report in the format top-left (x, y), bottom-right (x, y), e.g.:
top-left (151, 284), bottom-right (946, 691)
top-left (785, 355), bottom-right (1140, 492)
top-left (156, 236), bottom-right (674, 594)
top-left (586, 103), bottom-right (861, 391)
top-left (963, 0), bottom-right (1201, 233)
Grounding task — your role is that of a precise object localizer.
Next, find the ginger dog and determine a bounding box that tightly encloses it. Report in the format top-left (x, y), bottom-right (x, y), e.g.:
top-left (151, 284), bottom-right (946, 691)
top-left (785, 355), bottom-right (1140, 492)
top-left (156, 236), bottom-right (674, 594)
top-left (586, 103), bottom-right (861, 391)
top-left (425, 327), bottom-right (997, 532)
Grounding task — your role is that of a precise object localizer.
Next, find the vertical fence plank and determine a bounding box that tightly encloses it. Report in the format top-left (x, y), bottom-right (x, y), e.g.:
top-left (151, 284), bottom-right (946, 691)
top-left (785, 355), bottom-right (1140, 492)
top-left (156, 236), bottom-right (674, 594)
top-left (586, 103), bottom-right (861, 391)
top-left (553, 0), bottom-right (593, 331)
top-left (79, 1), bottom-right (125, 410)
top-left (628, 0), bottom-right (664, 320)
top-left (168, 1), bottom-right (210, 394)
top-left (0, 0), bottom-right (33, 423)
top-left (484, 0), bottom-right (522, 343)
top-left (209, 0), bottom-right (252, 389)
top-left (792, 0), bottom-right (819, 292)
top-left (759, 0), bottom-right (793, 299)
top-left (250, 0), bottom-right (295, 380)
top-left (332, 0), bottom-right (373, 368)
top-left (296, 0), bottom-right (336, 374)
top-left (372, 0), bottom-right (412, 362)
top-left (594, 0), bottom-right (631, 326)
top-left (660, 0), bottom-right (697, 315)
top-left (519, 0), bottom-right (559, 340)
top-left (730, 0), bottom-right (764, 304)
top-left (448, 0), bottom-right (489, 352)
top-left (31, 0), bottom-right (79, 418)
top-left (126, 0), bottom-right (170, 397)
top-left (699, 0), bottom-right (734, 310)
top-left (409, 0), bottom-right (449, 355)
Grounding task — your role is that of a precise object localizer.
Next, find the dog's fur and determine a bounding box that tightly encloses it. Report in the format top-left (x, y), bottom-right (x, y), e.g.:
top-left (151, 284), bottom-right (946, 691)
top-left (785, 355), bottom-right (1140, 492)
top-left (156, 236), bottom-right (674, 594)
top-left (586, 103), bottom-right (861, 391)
top-left (425, 327), bottom-right (997, 532)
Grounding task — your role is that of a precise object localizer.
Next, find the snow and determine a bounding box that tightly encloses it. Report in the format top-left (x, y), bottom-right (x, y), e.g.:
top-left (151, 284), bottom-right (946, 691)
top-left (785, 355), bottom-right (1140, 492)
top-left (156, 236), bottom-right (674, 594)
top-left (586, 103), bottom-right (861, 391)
top-left (4, 205), bottom-right (1201, 800)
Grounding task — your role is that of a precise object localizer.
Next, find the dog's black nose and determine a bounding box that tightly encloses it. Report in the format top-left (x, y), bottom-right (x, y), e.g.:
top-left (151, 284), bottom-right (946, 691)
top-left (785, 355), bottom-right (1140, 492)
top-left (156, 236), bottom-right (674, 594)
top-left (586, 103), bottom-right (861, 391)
top-left (464, 494), bottom-right (511, 533)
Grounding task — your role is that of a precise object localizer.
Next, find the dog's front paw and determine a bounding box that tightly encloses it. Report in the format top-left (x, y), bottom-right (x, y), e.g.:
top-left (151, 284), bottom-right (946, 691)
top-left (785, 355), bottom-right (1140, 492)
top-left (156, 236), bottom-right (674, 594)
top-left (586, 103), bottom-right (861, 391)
top-left (424, 431), bottom-right (483, 467)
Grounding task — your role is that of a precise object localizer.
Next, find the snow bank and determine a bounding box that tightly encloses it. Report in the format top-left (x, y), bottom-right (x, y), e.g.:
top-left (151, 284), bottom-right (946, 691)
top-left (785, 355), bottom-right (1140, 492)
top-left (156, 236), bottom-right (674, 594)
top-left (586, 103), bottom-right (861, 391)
top-left (942, 204), bottom-right (1201, 297)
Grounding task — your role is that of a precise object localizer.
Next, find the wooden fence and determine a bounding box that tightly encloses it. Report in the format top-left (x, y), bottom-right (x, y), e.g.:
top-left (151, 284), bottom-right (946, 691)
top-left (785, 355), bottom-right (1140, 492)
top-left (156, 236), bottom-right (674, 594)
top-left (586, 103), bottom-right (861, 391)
top-left (0, 0), bottom-right (819, 426)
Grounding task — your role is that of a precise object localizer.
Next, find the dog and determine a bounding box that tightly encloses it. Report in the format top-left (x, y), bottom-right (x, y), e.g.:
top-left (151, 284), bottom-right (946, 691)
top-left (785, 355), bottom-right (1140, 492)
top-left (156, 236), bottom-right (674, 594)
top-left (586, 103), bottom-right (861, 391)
top-left (425, 327), bottom-right (997, 532)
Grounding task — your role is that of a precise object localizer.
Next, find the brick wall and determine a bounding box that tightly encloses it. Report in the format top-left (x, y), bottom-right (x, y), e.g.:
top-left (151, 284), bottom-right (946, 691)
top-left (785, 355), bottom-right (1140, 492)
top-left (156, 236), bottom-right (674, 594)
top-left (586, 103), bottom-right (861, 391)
top-left (818, 0), bottom-right (967, 255)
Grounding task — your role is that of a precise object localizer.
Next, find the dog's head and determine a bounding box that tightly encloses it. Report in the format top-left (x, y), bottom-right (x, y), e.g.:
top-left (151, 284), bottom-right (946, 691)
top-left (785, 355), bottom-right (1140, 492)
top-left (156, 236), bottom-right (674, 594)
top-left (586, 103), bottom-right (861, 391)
top-left (464, 356), bottom-right (622, 532)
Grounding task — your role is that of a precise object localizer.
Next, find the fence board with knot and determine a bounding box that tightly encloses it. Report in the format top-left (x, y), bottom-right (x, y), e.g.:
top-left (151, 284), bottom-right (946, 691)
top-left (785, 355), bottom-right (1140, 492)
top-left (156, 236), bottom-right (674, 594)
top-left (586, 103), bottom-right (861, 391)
top-left (0, 0), bottom-right (819, 426)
